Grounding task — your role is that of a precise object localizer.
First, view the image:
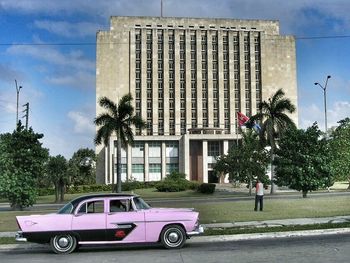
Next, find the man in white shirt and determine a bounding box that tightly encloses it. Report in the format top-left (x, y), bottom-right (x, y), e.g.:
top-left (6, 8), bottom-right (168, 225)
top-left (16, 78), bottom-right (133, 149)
top-left (254, 179), bottom-right (264, 211)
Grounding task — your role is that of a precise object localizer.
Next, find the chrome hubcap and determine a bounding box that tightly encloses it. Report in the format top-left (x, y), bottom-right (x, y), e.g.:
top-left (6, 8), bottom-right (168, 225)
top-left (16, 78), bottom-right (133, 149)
top-left (58, 237), bottom-right (69, 248)
top-left (168, 232), bottom-right (179, 243)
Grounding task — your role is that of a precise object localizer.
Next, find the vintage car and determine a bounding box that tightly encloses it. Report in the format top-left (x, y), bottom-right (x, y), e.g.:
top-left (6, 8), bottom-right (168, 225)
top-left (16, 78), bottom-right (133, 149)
top-left (15, 194), bottom-right (204, 254)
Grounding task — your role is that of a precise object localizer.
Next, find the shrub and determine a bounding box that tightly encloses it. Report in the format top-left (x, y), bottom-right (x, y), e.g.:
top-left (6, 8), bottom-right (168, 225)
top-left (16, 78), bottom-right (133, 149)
top-left (155, 171), bottom-right (192, 192)
top-left (198, 183), bottom-right (216, 194)
top-left (188, 181), bottom-right (201, 191)
top-left (156, 179), bottom-right (189, 192)
top-left (122, 181), bottom-right (143, 191)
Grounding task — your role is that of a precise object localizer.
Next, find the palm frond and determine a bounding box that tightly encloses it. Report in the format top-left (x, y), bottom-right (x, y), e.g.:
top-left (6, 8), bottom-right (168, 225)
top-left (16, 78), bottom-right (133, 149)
top-left (99, 97), bottom-right (118, 117)
top-left (94, 113), bottom-right (115, 126)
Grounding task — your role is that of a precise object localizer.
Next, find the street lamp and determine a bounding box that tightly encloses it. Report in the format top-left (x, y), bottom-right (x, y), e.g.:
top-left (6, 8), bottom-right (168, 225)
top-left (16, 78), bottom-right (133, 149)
top-left (314, 75), bottom-right (331, 133)
top-left (15, 80), bottom-right (22, 126)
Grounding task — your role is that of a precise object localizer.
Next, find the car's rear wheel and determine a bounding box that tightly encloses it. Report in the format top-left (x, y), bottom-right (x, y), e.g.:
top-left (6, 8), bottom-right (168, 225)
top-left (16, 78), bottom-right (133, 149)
top-left (160, 225), bottom-right (186, 249)
top-left (50, 234), bottom-right (77, 254)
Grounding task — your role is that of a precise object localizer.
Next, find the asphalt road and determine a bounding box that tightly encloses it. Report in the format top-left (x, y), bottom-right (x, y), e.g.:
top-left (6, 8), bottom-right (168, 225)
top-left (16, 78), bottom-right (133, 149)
top-left (1, 233), bottom-right (350, 263)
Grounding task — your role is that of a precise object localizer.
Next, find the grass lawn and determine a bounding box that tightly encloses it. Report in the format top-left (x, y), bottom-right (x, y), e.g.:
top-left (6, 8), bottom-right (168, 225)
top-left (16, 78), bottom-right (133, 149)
top-left (1, 193), bottom-right (350, 232)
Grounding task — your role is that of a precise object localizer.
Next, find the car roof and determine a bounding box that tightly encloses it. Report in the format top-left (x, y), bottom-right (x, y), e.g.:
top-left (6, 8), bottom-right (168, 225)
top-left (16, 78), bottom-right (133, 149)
top-left (70, 193), bottom-right (137, 208)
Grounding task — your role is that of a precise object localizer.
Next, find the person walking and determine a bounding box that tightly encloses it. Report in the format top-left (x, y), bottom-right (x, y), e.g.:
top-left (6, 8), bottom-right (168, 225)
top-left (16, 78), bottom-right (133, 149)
top-left (254, 179), bottom-right (264, 211)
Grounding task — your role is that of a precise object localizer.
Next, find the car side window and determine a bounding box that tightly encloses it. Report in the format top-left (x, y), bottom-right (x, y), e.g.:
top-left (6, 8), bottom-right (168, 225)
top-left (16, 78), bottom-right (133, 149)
top-left (78, 200), bottom-right (104, 214)
top-left (110, 199), bottom-right (132, 212)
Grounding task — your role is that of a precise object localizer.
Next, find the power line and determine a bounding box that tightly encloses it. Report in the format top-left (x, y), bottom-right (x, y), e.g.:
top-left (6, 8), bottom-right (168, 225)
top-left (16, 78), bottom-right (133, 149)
top-left (296, 35), bottom-right (350, 40)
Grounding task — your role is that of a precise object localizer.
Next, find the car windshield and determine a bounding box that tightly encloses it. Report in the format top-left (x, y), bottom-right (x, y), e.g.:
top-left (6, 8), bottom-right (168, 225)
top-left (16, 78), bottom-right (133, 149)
top-left (133, 197), bottom-right (150, 210)
top-left (57, 202), bottom-right (74, 214)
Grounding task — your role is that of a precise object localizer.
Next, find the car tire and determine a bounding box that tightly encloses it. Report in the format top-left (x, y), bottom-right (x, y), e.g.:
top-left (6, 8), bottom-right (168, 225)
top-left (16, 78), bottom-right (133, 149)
top-left (50, 234), bottom-right (77, 254)
top-left (160, 225), bottom-right (186, 249)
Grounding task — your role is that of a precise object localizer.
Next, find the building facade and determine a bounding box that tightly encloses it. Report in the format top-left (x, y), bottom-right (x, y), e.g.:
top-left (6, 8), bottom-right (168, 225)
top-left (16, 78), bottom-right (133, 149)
top-left (96, 16), bottom-right (297, 184)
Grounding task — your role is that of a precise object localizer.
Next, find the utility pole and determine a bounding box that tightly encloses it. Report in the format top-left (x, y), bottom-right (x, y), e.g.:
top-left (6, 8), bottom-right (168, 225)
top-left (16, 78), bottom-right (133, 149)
top-left (22, 102), bottom-right (29, 129)
top-left (314, 75), bottom-right (331, 133)
top-left (15, 80), bottom-right (22, 126)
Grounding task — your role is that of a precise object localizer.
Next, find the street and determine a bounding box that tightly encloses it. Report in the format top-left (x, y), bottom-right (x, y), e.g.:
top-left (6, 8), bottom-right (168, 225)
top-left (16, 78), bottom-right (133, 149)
top-left (1, 233), bottom-right (350, 263)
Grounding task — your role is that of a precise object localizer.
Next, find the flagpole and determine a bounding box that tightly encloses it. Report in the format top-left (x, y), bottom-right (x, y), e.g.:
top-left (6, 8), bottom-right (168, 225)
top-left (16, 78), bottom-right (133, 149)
top-left (161, 0), bottom-right (163, 17)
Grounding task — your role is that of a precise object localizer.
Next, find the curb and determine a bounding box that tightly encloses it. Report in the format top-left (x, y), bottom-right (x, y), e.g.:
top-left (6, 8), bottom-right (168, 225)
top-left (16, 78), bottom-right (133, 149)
top-left (1, 228), bottom-right (350, 251)
top-left (188, 227), bottom-right (350, 243)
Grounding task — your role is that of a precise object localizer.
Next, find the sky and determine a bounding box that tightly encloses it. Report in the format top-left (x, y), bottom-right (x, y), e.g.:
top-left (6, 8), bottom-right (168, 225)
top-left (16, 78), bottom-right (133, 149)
top-left (0, 0), bottom-right (349, 158)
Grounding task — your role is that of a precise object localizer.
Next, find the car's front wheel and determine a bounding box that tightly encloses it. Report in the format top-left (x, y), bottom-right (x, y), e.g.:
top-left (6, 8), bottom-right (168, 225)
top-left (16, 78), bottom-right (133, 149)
top-left (160, 225), bottom-right (186, 249)
top-left (50, 234), bottom-right (77, 254)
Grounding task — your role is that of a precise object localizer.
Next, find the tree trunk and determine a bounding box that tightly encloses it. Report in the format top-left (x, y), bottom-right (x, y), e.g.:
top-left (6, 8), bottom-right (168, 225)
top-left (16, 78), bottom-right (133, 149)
top-left (270, 146), bottom-right (276, 194)
top-left (302, 190), bottom-right (308, 198)
top-left (248, 179), bottom-right (252, 196)
top-left (60, 181), bottom-right (65, 202)
top-left (116, 138), bottom-right (122, 193)
top-left (348, 177), bottom-right (350, 189)
top-left (54, 182), bottom-right (59, 203)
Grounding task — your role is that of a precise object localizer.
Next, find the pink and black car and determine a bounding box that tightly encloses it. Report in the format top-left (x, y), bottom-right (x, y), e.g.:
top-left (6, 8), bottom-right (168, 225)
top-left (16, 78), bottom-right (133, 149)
top-left (15, 194), bottom-right (204, 254)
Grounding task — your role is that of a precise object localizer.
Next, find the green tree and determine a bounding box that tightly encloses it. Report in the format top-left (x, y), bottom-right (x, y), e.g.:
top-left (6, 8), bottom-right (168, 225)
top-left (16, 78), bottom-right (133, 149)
top-left (0, 123), bottom-right (48, 209)
top-left (329, 118), bottom-right (350, 188)
top-left (274, 124), bottom-right (334, 198)
top-left (251, 88), bottom-right (296, 194)
top-left (214, 130), bottom-right (270, 195)
top-left (46, 155), bottom-right (69, 202)
top-left (68, 148), bottom-right (96, 186)
top-left (94, 94), bottom-right (146, 193)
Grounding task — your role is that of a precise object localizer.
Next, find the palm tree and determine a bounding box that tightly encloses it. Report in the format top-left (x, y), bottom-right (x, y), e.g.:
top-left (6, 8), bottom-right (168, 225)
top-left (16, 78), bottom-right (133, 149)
top-left (94, 94), bottom-right (146, 193)
top-left (251, 89), bottom-right (296, 194)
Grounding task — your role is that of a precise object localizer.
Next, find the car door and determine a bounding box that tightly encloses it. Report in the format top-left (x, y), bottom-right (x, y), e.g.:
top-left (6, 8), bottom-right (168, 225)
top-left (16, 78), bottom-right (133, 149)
top-left (105, 198), bottom-right (146, 242)
top-left (71, 198), bottom-right (107, 242)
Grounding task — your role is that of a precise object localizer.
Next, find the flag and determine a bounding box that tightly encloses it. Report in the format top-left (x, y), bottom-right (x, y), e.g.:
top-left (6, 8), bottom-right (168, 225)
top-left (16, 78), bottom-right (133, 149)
top-left (252, 123), bottom-right (261, 133)
top-left (237, 112), bottom-right (250, 126)
top-left (237, 112), bottom-right (261, 134)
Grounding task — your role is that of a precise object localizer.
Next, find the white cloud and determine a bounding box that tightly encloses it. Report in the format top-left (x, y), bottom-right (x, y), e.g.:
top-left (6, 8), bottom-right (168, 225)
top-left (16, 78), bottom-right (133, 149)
top-left (6, 44), bottom-right (95, 71)
top-left (299, 103), bottom-right (323, 129)
top-left (68, 110), bottom-right (95, 135)
top-left (33, 20), bottom-right (104, 38)
top-left (299, 101), bottom-right (350, 131)
top-left (46, 71), bottom-right (95, 90)
top-left (328, 101), bottom-right (350, 128)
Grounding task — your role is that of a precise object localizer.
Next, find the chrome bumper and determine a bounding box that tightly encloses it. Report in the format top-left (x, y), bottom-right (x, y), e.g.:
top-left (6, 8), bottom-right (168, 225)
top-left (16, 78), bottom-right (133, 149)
top-left (187, 225), bottom-right (204, 236)
top-left (15, 231), bottom-right (27, 242)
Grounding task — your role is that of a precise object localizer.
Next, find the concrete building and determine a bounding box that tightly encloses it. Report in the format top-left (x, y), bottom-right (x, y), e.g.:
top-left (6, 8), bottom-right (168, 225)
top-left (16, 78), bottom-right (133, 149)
top-left (96, 16), bottom-right (297, 184)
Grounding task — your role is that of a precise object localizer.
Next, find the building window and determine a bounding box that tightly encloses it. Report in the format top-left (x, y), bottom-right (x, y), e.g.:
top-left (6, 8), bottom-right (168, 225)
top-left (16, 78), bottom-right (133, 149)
top-left (149, 164), bottom-right (161, 173)
top-left (132, 164), bottom-right (144, 173)
top-left (166, 163), bottom-right (179, 174)
top-left (208, 141), bottom-right (220, 157)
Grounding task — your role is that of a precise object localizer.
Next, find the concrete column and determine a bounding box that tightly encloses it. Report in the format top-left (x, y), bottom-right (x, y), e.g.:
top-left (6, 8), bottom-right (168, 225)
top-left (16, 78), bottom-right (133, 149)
top-left (152, 29), bottom-right (159, 135)
top-left (180, 134), bottom-right (190, 180)
top-left (207, 31), bottom-right (213, 127)
top-left (141, 29), bottom-right (148, 134)
top-left (250, 32), bottom-right (257, 115)
top-left (144, 142), bottom-right (149, 182)
top-left (174, 30), bottom-right (181, 135)
top-left (163, 30), bottom-right (170, 134)
top-left (127, 144), bottom-right (132, 181)
top-left (239, 31), bottom-right (246, 116)
top-left (202, 140), bottom-right (208, 183)
top-left (161, 142), bottom-right (167, 179)
top-left (228, 31), bottom-right (236, 134)
top-left (185, 30), bottom-right (192, 131)
top-left (196, 31), bottom-right (203, 128)
top-left (218, 31), bottom-right (225, 130)
top-left (223, 140), bottom-right (229, 155)
top-left (104, 146), bottom-right (109, 184)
